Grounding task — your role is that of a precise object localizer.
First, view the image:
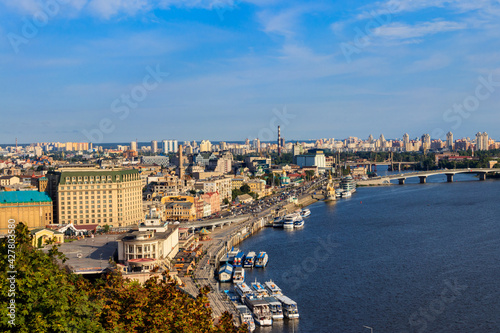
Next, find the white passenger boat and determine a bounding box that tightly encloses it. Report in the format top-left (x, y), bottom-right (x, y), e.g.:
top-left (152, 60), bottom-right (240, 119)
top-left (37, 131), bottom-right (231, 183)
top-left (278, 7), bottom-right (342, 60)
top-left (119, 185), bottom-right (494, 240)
top-left (250, 280), bottom-right (269, 298)
top-left (300, 208), bottom-right (311, 217)
top-left (244, 298), bottom-right (273, 326)
top-left (236, 305), bottom-right (256, 332)
top-left (273, 216), bottom-right (284, 228)
top-left (235, 282), bottom-right (254, 302)
top-left (254, 252), bottom-right (268, 268)
top-left (233, 267), bottom-right (245, 284)
top-left (283, 213), bottom-right (299, 229)
top-left (293, 218), bottom-right (304, 228)
top-left (244, 252), bottom-right (256, 268)
top-left (264, 296), bottom-right (284, 320)
top-left (264, 280), bottom-right (283, 296)
top-left (341, 190), bottom-right (352, 198)
top-left (276, 295), bottom-right (299, 319)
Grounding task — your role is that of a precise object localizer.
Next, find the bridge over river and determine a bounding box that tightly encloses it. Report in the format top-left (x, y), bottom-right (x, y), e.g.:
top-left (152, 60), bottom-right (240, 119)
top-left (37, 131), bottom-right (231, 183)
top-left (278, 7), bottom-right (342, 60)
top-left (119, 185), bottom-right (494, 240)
top-left (358, 168), bottom-right (500, 185)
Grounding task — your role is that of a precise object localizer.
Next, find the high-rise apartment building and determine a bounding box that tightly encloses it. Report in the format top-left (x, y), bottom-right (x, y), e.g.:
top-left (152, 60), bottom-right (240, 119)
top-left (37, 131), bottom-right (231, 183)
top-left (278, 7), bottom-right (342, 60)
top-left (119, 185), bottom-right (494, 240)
top-left (200, 140), bottom-right (212, 152)
top-left (130, 141), bottom-right (137, 152)
top-left (476, 132), bottom-right (489, 151)
top-left (446, 132), bottom-right (454, 150)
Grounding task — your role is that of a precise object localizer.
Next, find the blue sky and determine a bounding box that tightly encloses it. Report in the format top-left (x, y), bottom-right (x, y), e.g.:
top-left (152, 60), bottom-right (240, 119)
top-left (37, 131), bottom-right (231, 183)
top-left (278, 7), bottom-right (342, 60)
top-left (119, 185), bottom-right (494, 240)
top-left (1, 0), bottom-right (500, 144)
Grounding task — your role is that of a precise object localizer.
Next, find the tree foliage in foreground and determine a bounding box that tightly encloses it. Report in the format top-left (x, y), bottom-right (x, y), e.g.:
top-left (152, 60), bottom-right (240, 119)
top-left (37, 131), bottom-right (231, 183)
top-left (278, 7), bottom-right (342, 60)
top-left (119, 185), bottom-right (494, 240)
top-left (0, 223), bottom-right (247, 333)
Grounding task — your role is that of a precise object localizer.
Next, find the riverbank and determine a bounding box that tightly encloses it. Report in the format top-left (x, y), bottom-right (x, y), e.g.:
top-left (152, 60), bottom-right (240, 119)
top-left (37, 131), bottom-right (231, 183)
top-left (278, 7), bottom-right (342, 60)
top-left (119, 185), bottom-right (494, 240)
top-left (182, 191), bottom-right (324, 326)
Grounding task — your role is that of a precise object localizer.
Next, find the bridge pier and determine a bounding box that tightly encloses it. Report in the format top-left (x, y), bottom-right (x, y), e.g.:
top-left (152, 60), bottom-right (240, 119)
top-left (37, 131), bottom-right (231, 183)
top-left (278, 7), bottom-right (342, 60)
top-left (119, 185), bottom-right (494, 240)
top-left (446, 174), bottom-right (454, 183)
top-left (398, 178), bottom-right (405, 185)
top-left (419, 176), bottom-right (427, 184)
top-left (479, 173), bottom-right (487, 181)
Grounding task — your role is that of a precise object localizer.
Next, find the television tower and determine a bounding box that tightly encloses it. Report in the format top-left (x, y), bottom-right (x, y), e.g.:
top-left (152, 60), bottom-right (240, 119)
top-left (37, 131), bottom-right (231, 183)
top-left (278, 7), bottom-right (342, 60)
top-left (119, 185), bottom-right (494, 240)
top-left (278, 126), bottom-right (281, 157)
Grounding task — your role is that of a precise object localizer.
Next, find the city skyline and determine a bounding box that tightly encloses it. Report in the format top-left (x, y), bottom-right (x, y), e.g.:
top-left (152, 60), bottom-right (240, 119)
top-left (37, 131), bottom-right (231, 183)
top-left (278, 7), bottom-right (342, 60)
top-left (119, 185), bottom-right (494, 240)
top-left (0, 129), bottom-right (497, 147)
top-left (1, 1), bottom-right (500, 142)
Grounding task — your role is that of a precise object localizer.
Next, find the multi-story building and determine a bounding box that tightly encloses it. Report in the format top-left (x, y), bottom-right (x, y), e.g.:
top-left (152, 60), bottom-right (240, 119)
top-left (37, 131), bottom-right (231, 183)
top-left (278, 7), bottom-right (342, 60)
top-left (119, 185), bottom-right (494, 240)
top-left (0, 176), bottom-right (20, 186)
top-left (0, 191), bottom-right (53, 235)
top-left (31, 176), bottom-right (48, 192)
top-left (199, 140), bottom-right (212, 152)
top-left (151, 140), bottom-right (158, 153)
top-left (231, 176), bottom-right (248, 190)
top-left (141, 156), bottom-right (169, 167)
top-left (208, 157), bottom-right (232, 174)
top-left (164, 201), bottom-right (196, 221)
top-left (117, 224), bottom-right (179, 272)
top-left (194, 177), bottom-right (232, 203)
top-left (46, 168), bottom-right (143, 227)
top-left (294, 150), bottom-right (326, 171)
top-left (476, 132), bottom-right (489, 151)
top-left (446, 132), bottom-right (454, 150)
top-left (200, 192), bottom-right (220, 214)
top-left (247, 179), bottom-right (266, 197)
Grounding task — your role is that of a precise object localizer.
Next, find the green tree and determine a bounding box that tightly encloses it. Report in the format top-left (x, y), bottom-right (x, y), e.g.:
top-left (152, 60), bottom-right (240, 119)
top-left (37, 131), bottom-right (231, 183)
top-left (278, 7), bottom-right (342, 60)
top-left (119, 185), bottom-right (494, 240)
top-left (240, 184), bottom-right (251, 194)
top-left (0, 223), bottom-right (244, 333)
top-left (0, 223), bottom-right (103, 333)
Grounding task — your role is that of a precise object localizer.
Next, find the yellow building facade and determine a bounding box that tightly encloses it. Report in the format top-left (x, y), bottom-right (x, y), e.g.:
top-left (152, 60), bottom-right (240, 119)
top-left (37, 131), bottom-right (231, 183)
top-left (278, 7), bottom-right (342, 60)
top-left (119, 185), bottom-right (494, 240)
top-left (47, 168), bottom-right (143, 227)
top-left (0, 192), bottom-right (53, 235)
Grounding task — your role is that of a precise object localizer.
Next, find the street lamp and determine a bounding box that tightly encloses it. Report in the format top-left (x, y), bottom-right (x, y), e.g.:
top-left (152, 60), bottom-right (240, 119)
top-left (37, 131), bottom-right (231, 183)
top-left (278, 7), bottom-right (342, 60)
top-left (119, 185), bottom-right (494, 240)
top-left (363, 326), bottom-right (373, 333)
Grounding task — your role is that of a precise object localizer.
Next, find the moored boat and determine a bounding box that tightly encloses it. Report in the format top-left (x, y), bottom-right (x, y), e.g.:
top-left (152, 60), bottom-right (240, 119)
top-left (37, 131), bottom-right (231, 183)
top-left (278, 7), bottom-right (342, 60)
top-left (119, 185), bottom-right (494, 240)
top-left (293, 218), bottom-right (304, 228)
top-left (263, 296), bottom-right (284, 320)
top-left (275, 295), bottom-right (299, 319)
top-left (231, 251), bottom-right (245, 267)
top-left (254, 252), bottom-right (269, 268)
top-left (300, 208), bottom-right (311, 217)
top-left (264, 280), bottom-right (283, 296)
top-left (235, 282), bottom-right (254, 302)
top-left (250, 280), bottom-right (269, 298)
top-left (244, 298), bottom-right (273, 326)
top-left (233, 267), bottom-right (245, 284)
top-left (243, 252), bottom-right (256, 268)
top-left (283, 213), bottom-right (298, 229)
top-left (273, 216), bottom-right (284, 228)
top-left (341, 190), bottom-right (352, 198)
top-left (236, 305), bottom-right (256, 332)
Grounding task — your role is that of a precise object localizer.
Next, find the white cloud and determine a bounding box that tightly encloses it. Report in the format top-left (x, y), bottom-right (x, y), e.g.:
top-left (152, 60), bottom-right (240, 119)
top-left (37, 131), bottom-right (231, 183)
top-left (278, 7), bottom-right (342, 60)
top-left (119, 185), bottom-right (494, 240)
top-left (407, 54), bottom-right (452, 72)
top-left (373, 20), bottom-right (467, 39)
top-left (0, 0), bottom-right (262, 18)
top-left (258, 8), bottom-right (301, 38)
top-left (0, 0), bottom-right (86, 15)
top-left (366, 0), bottom-right (500, 16)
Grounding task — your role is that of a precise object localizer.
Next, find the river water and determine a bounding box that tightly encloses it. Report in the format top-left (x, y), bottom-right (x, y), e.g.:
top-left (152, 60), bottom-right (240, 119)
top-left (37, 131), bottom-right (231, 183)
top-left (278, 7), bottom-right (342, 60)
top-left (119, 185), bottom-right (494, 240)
top-left (229, 170), bottom-right (500, 332)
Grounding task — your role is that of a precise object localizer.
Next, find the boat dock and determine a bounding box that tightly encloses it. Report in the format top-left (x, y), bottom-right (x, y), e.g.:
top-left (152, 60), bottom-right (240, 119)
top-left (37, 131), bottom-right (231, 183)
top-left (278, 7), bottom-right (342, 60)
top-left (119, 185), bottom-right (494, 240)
top-left (184, 182), bottom-right (325, 327)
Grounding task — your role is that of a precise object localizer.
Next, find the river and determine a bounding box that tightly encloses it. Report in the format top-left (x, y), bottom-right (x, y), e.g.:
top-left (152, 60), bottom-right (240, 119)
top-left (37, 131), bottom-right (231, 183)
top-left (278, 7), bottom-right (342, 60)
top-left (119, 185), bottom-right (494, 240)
top-left (227, 169), bottom-right (500, 332)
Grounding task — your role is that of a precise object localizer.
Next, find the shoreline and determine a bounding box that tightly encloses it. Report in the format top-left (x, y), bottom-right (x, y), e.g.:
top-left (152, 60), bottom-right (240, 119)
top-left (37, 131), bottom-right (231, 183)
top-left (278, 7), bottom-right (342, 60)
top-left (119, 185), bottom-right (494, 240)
top-left (184, 185), bottom-right (325, 326)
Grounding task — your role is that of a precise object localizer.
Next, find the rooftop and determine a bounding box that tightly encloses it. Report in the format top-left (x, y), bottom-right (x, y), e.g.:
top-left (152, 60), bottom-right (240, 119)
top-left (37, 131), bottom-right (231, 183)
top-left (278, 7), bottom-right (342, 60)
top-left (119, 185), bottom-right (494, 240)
top-left (0, 191), bottom-right (52, 204)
